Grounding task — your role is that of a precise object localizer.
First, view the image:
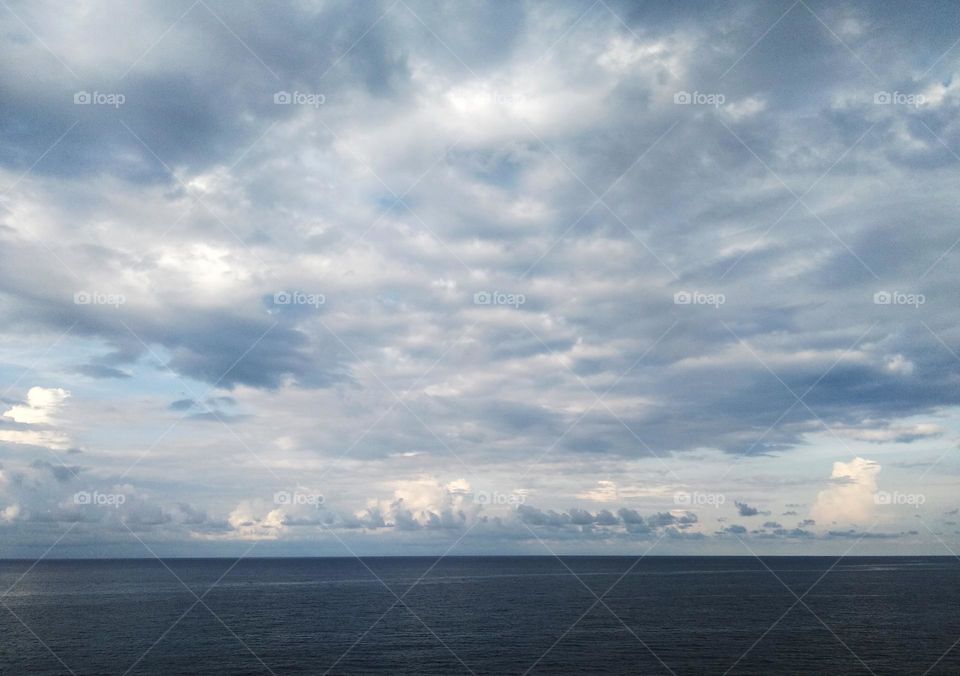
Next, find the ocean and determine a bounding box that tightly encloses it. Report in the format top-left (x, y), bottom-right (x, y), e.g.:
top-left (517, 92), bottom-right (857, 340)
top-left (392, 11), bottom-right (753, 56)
top-left (1, 556), bottom-right (957, 674)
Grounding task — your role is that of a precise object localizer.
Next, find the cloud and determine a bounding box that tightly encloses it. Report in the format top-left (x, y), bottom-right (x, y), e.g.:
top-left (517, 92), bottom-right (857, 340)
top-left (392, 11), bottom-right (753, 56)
top-left (825, 529), bottom-right (909, 540)
top-left (3, 387), bottom-right (69, 425)
top-left (517, 505), bottom-right (571, 528)
top-left (832, 421), bottom-right (942, 444)
top-left (0, 0), bottom-right (959, 555)
top-left (576, 480), bottom-right (618, 502)
top-left (811, 458), bottom-right (881, 526)
top-left (226, 501), bottom-right (286, 540)
top-left (168, 399), bottom-right (195, 411)
top-left (75, 364), bottom-right (131, 379)
top-left (1, 504), bottom-right (21, 523)
top-left (735, 501), bottom-right (769, 517)
top-left (30, 460), bottom-right (81, 484)
top-left (0, 387), bottom-right (72, 449)
top-left (769, 528), bottom-right (813, 539)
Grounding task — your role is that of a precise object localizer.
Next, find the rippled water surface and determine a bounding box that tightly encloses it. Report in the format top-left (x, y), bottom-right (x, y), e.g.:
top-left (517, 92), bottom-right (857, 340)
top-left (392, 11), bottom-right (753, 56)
top-left (1, 556), bottom-right (958, 674)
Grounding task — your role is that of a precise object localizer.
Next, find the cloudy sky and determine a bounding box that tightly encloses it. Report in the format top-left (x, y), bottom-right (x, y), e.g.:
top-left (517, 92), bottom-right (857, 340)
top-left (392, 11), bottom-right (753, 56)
top-left (1, 0), bottom-right (959, 558)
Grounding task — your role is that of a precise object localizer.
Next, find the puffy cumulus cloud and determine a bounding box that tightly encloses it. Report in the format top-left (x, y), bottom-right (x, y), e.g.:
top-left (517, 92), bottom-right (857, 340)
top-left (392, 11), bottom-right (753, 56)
top-left (201, 486), bottom-right (711, 544)
top-left (0, 387), bottom-right (72, 449)
top-left (210, 477), bottom-right (482, 540)
top-left (517, 505), bottom-right (573, 528)
top-left (517, 505), bottom-right (699, 537)
top-left (1, 503), bottom-right (21, 523)
top-left (0, 461), bottom-right (924, 552)
top-left (380, 477), bottom-right (476, 524)
top-left (646, 511), bottom-right (698, 529)
top-left (225, 501), bottom-right (287, 540)
top-left (812, 457), bottom-right (881, 526)
top-left (3, 387), bottom-right (69, 424)
top-left (349, 477), bottom-right (481, 531)
top-left (0, 462), bottom-right (214, 536)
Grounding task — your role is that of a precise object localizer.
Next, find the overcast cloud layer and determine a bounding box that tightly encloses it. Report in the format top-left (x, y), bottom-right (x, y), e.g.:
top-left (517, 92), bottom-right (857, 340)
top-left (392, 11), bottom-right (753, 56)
top-left (1, 0), bottom-right (960, 557)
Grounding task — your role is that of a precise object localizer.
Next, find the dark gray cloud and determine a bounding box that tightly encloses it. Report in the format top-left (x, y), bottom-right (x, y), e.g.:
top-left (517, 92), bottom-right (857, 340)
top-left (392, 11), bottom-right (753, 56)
top-left (75, 364), bottom-right (131, 379)
top-left (29, 460), bottom-right (81, 483)
top-left (735, 501), bottom-right (772, 517)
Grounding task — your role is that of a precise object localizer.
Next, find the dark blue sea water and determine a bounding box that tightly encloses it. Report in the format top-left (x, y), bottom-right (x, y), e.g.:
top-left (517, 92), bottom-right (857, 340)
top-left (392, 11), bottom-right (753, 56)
top-left (1, 556), bottom-right (957, 675)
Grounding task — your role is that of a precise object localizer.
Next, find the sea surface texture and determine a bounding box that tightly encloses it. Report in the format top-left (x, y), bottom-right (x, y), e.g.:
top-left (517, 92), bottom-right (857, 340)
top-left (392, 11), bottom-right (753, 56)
top-left (1, 556), bottom-right (957, 674)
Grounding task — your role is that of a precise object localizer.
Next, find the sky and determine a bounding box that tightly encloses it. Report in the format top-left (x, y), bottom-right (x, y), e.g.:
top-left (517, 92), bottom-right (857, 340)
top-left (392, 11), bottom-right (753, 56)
top-left (1, 0), bottom-right (959, 558)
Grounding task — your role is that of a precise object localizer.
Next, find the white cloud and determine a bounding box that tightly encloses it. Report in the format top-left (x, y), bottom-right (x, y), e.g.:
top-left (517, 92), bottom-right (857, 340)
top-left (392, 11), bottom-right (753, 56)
top-left (723, 96), bottom-right (767, 120)
top-left (884, 354), bottom-right (914, 376)
top-left (224, 501), bottom-right (287, 540)
top-left (833, 421), bottom-right (940, 444)
top-left (0, 386), bottom-right (72, 449)
top-left (811, 457), bottom-right (881, 525)
top-left (3, 387), bottom-right (70, 424)
top-left (1, 504), bottom-right (20, 523)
